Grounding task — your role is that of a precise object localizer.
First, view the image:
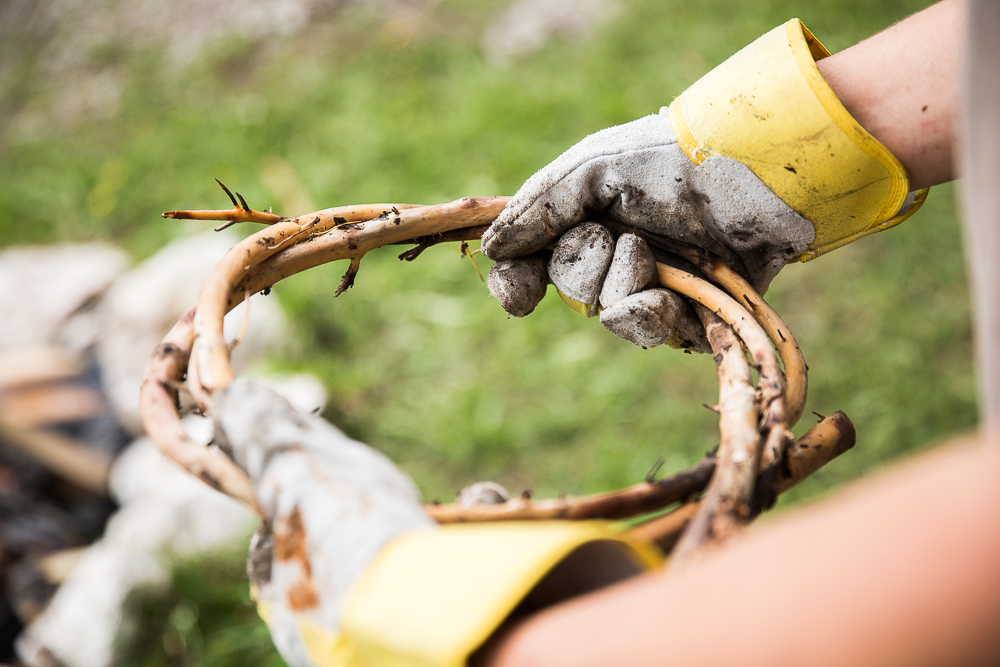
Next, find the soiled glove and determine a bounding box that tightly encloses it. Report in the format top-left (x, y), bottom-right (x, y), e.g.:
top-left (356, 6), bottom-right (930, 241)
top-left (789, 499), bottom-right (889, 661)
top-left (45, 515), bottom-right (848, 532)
top-left (217, 379), bottom-right (660, 667)
top-left (483, 19), bottom-right (928, 347)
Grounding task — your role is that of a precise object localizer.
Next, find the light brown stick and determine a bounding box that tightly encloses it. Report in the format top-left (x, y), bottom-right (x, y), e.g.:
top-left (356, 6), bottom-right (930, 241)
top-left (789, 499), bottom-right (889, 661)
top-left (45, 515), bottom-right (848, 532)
top-left (657, 263), bottom-right (793, 467)
top-left (702, 256), bottom-right (807, 429)
top-left (163, 207), bottom-right (285, 227)
top-left (622, 229), bottom-right (808, 430)
top-left (0, 422), bottom-right (111, 495)
top-left (426, 456), bottom-right (715, 523)
top-left (138, 308), bottom-right (262, 514)
top-left (668, 306), bottom-right (762, 566)
top-left (222, 198), bottom-right (510, 311)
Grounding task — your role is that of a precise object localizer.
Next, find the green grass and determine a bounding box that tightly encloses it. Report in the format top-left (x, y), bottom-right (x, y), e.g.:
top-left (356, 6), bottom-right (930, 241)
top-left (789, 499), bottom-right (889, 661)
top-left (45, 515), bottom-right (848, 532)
top-left (1, 0), bottom-right (965, 663)
top-left (114, 551), bottom-right (284, 667)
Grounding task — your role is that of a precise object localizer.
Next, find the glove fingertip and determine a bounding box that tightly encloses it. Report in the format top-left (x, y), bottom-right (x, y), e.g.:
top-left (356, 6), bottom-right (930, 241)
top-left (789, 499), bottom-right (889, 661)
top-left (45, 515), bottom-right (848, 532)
top-left (599, 289), bottom-right (709, 352)
top-left (487, 254), bottom-right (549, 317)
top-left (599, 234), bottom-right (656, 309)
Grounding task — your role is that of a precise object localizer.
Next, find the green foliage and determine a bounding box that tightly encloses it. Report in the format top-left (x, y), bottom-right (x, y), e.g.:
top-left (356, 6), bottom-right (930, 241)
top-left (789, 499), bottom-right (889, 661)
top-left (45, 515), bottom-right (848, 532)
top-left (114, 551), bottom-right (284, 667)
top-left (1, 0), bottom-right (964, 663)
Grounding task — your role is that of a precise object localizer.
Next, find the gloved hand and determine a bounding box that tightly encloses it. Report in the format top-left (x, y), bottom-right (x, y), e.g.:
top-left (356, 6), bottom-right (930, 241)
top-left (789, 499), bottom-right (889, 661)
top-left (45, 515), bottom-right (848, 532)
top-left (216, 379), bottom-right (659, 667)
top-left (483, 19), bottom-right (927, 348)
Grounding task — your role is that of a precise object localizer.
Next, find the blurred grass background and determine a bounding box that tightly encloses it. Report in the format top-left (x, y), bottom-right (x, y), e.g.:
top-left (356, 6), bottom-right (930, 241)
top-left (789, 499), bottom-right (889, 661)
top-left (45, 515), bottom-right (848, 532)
top-left (0, 0), bottom-right (970, 663)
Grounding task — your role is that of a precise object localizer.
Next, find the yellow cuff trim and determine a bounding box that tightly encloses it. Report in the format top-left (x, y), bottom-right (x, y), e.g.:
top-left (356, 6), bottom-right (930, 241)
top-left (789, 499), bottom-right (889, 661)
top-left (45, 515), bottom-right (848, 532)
top-left (667, 19), bottom-right (917, 255)
top-left (798, 187), bottom-right (929, 260)
top-left (785, 21), bottom-right (910, 229)
top-left (341, 523), bottom-right (660, 667)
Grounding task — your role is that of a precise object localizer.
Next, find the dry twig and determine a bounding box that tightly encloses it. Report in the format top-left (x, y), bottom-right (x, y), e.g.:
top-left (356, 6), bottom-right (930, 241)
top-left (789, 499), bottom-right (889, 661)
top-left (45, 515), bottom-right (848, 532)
top-left (657, 262), bottom-right (794, 468)
top-left (668, 305), bottom-right (762, 566)
top-left (426, 456), bottom-right (715, 523)
top-left (162, 179), bottom-right (286, 229)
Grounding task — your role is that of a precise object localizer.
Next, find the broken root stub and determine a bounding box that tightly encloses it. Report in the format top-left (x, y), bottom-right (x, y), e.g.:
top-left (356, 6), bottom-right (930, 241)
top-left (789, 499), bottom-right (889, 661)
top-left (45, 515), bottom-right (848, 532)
top-left (140, 194), bottom-right (852, 563)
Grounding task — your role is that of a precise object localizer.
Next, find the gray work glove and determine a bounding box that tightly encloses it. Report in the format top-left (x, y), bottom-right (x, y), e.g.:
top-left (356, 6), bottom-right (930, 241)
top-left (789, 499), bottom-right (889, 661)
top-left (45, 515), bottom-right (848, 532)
top-left (481, 113), bottom-right (814, 349)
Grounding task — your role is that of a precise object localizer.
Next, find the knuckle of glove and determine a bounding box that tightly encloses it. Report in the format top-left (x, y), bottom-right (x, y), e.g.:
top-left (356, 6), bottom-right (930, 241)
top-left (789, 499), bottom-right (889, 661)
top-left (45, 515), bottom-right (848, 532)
top-left (597, 234), bottom-right (708, 352)
top-left (599, 233), bottom-right (657, 308)
top-left (600, 289), bottom-right (710, 353)
top-left (486, 253), bottom-right (549, 317)
top-left (547, 223), bottom-right (615, 316)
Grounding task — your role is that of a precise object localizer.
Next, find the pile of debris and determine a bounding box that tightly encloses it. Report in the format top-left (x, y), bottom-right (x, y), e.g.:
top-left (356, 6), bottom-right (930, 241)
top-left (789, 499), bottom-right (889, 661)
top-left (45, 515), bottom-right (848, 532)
top-left (0, 232), bottom-right (322, 667)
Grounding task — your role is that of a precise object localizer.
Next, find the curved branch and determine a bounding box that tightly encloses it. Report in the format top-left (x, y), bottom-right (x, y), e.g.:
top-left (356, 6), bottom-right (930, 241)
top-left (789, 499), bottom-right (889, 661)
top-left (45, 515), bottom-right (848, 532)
top-left (655, 242), bottom-right (808, 429)
top-left (138, 308), bottom-right (261, 515)
top-left (142, 196), bottom-right (833, 531)
top-left (143, 199), bottom-right (510, 513)
top-left (224, 198), bottom-right (510, 311)
top-left (191, 203), bottom-right (428, 392)
top-left (657, 262), bottom-right (793, 468)
top-left (668, 305), bottom-right (762, 567)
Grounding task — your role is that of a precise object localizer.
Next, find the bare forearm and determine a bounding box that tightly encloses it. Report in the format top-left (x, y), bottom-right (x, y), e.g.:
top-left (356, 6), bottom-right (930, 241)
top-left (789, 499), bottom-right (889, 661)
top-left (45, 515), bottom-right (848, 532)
top-left (487, 439), bottom-right (1000, 667)
top-left (818, 0), bottom-right (964, 190)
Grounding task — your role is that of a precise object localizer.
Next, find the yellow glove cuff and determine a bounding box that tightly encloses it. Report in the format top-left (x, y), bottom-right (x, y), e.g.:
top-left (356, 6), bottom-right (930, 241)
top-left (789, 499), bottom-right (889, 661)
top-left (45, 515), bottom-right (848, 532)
top-left (666, 19), bottom-right (928, 260)
top-left (263, 522), bottom-right (661, 667)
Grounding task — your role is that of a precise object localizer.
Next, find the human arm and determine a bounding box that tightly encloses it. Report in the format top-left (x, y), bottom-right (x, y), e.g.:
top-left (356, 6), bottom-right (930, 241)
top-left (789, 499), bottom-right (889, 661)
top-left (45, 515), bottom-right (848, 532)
top-left (482, 436), bottom-right (1000, 667)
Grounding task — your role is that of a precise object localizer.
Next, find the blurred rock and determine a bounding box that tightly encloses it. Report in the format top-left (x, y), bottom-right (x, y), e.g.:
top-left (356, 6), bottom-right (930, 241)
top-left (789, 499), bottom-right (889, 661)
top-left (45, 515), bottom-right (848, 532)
top-left (16, 373), bottom-right (326, 667)
top-left (0, 244), bottom-right (127, 349)
top-left (456, 481), bottom-right (510, 508)
top-left (59, 230), bottom-right (289, 435)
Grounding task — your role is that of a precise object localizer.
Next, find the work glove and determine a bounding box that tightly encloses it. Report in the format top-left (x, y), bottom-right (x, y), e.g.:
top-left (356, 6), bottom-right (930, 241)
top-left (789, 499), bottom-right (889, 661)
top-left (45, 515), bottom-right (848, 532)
top-left (483, 19), bottom-right (927, 347)
top-left (215, 379), bottom-right (660, 667)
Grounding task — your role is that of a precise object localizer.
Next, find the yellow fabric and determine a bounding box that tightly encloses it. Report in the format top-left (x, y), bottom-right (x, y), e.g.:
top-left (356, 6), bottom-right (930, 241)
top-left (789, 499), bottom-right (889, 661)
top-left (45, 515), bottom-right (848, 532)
top-left (555, 287), bottom-right (599, 317)
top-left (253, 600), bottom-right (362, 667)
top-left (338, 522), bottom-right (660, 667)
top-left (299, 619), bottom-right (363, 667)
top-left (667, 19), bottom-right (928, 260)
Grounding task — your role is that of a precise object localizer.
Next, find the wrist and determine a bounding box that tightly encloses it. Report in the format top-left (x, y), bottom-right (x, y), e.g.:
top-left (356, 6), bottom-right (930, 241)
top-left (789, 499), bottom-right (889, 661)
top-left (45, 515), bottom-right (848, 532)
top-left (815, 0), bottom-right (963, 190)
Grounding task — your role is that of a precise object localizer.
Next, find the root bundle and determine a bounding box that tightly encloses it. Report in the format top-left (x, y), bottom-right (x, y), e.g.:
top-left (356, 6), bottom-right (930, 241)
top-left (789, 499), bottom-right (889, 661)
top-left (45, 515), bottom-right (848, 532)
top-left (141, 186), bottom-right (855, 565)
